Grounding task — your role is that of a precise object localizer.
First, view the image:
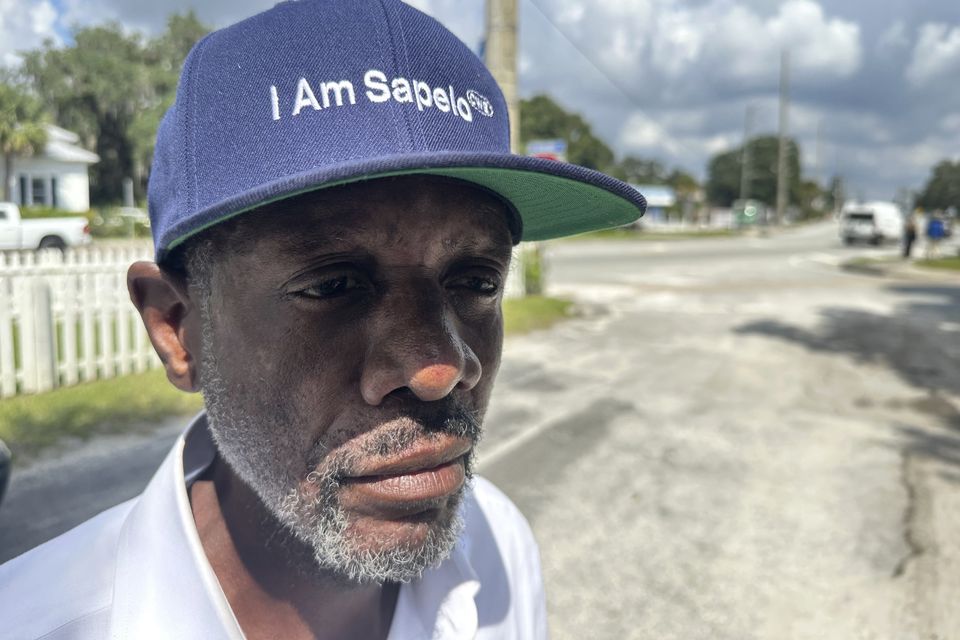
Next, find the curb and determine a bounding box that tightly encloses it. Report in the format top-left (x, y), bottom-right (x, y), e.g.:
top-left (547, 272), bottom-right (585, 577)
top-left (840, 259), bottom-right (960, 282)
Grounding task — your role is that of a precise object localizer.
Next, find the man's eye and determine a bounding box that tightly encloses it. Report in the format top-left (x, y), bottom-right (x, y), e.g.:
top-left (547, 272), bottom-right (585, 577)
top-left (450, 275), bottom-right (500, 295)
top-left (297, 275), bottom-right (366, 300)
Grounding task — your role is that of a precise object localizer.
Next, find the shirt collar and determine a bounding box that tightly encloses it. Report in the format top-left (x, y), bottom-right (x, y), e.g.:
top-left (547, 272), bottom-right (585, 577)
top-left (387, 539), bottom-right (481, 640)
top-left (109, 412), bottom-right (481, 640)
top-left (109, 413), bottom-right (243, 638)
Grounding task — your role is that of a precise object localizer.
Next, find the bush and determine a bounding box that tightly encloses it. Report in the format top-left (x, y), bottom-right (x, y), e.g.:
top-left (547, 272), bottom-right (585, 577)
top-left (523, 245), bottom-right (545, 296)
top-left (89, 206), bottom-right (152, 239)
top-left (89, 220), bottom-right (152, 239)
top-left (19, 206), bottom-right (94, 221)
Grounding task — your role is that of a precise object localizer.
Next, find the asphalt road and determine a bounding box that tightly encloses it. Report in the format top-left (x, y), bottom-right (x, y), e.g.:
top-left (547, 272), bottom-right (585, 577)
top-left (2, 223), bottom-right (959, 639)
top-left (482, 224), bottom-right (960, 639)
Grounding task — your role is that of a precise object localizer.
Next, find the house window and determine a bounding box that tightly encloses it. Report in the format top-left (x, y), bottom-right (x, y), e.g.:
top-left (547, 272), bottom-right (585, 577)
top-left (31, 177), bottom-right (46, 206)
top-left (51, 177), bottom-right (58, 209)
top-left (19, 176), bottom-right (28, 206)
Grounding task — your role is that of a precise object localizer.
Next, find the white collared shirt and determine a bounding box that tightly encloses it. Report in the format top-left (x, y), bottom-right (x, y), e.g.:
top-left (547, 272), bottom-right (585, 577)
top-left (0, 415), bottom-right (548, 639)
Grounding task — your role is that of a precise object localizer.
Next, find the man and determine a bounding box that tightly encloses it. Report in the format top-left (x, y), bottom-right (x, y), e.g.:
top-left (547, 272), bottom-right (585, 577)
top-left (0, 1), bottom-right (645, 638)
top-left (925, 211), bottom-right (946, 259)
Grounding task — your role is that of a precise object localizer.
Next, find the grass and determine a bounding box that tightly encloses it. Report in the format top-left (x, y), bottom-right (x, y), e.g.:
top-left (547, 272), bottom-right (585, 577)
top-left (503, 295), bottom-right (574, 336)
top-left (842, 254), bottom-right (960, 276)
top-left (18, 206), bottom-right (94, 221)
top-left (567, 227), bottom-right (738, 241)
top-left (845, 256), bottom-right (899, 268)
top-left (0, 369), bottom-right (203, 461)
top-left (915, 257), bottom-right (960, 272)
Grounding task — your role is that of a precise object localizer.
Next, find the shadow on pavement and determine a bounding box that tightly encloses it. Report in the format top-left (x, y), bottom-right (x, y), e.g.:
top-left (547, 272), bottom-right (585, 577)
top-left (734, 284), bottom-right (960, 397)
top-left (733, 283), bottom-right (960, 481)
top-left (893, 424), bottom-right (960, 485)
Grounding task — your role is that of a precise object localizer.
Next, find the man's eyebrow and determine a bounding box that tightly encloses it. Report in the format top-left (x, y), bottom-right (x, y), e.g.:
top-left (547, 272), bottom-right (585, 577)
top-left (273, 223), bottom-right (368, 256)
top-left (440, 235), bottom-right (513, 263)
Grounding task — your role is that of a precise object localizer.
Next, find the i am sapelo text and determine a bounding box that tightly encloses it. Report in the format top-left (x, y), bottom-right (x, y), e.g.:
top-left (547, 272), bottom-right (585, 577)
top-left (269, 69), bottom-right (495, 122)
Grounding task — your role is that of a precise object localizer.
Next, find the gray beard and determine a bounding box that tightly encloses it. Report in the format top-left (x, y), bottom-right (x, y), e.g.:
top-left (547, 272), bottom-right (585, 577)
top-left (195, 296), bottom-right (480, 585)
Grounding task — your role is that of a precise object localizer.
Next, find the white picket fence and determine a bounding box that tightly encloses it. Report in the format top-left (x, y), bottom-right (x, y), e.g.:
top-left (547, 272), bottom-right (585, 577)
top-left (0, 243), bottom-right (160, 398)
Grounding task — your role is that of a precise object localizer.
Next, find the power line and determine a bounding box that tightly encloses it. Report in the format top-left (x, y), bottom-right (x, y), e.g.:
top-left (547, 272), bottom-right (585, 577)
top-left (522, 0), bottom-right (719, 169)
top-left (775, 49), bottom-right (790, 225)
top-left (524, 0), bottom-right (648, 111)
top-left (524, 0), bottom-right (773, 178)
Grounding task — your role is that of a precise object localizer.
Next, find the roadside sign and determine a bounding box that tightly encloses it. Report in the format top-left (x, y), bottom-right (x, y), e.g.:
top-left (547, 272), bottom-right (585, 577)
top-left (526, 138), bottom-right (568, 162)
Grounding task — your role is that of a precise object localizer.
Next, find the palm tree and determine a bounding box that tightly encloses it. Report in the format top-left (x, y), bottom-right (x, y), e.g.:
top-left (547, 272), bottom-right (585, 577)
top-left (0, 82), bottom-right (48, 203)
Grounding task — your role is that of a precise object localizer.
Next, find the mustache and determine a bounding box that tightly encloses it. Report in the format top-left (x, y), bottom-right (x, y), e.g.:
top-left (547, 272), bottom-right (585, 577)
top-left (364, 399), bottom-right (483, 457)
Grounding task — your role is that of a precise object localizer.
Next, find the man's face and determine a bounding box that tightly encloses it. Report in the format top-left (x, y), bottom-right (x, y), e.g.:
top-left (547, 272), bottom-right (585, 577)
top-left (193, 176), bottom-right (513, 583)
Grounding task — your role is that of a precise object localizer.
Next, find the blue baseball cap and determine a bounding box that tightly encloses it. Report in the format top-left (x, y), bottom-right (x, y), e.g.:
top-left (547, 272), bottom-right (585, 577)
top-left (148, 0), bottom-right (646, 263)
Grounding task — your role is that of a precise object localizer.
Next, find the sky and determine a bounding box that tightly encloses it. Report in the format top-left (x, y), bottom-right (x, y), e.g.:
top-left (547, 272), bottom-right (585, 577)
top-left (2, 0), bottom-right (959, 201)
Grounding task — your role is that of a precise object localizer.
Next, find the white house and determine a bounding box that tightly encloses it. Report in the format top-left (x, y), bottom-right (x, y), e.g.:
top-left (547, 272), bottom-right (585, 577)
top-left (632, 184), bottom-right (677, 223)
top-left (6, 125), bottom-right (99, 213)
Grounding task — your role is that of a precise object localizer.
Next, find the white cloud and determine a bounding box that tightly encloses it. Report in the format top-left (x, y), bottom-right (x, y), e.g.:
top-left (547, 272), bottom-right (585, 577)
top-left (850, 138), bottom-right (952, 176)
top-left (941, 113), bottom-right (960, 133)
top-left (402, 0), bottom-right (432, 12)
top-left (649, 4), bottom-right (702, 78)
top-left (56, 0), bottom-right (273, 34)
top-left (554, 2), bottom-right (585, 27)
top-left (0, 0), bottom-right (61, 66)
top-left (877, 20), bottom-right (909, 51)
top-left (906, 23), bottom-right (960, 86)
top-left (619, 110), bottom-right (738, 170)
top-left (622, 113), bottom-right (675, 151)
top-left (402, 0), bottom-right (484, 51)
top-left (538, 0), bottom-right (861, 83)
top-left (4, 0), bottom-right (956, 201)
top-left (701, 0), bottom-right (862, 82)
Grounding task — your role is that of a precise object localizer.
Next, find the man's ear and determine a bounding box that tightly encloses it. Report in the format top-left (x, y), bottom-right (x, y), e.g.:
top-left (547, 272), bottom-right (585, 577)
top-left (127, 261), bottom-right (202, 393)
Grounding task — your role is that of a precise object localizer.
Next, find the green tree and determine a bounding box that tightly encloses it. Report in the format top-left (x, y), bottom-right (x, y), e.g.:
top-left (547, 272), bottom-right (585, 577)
top-left (23, 25), bottom-right (148, 203)
top-left (132, 12), bottom-right (209, 186)
top-left (916, 160), bottom-right (960, 211)
top-left (796, 179), bottom-right (825, 219)
top-left (707, 136), bottom-right (802, 207)
top-left (667, 169), bottom-right (701, 220)
top-left (520, 94), bottom-right (615, 172)
top-left (706, 149), bottom-right (742, 207)
top-left (824, 175), bottom-right (845, 213)
top-left (667, 169), bottom-right (699, 199)
top-left (0, 81), bottom-right (48, 202)
top-left (21, 13), bottom-right (209, 205)
top-left (611, 156), bottom-right (669, 184)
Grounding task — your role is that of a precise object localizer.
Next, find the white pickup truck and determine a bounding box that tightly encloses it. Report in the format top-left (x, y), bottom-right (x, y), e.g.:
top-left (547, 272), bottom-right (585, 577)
top-left (0, 202), bottom-right (91, 251)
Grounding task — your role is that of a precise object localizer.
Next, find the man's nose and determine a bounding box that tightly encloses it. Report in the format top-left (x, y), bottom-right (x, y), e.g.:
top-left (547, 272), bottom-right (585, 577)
top-left (359, 295), bottom-right (482, 405)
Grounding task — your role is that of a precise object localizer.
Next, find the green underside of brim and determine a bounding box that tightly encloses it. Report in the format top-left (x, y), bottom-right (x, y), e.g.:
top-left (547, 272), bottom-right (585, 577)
top-left (424, 167), bottom-right (642, 240)
top-left (165, 167), bottom-right (642, 255)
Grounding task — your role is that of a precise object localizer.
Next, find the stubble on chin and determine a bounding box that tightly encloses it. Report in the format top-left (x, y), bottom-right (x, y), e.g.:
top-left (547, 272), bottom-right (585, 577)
top-left (274, 453), bottom-right (474, 585)
top-left (194, 282), bottom-right (485, 583)
top-left (201, 351), bottom-right (482, 582)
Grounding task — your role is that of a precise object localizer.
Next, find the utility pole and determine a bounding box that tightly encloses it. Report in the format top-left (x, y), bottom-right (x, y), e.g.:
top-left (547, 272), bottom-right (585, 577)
top-left (815, 120), bottom-right (824, 190)
top-left (739, 105), bottom-right (755, 203)
top-left (485, 0), bottom-right (520, 153)
top-left (485, 0), bottom-right (530, 297)
top-left (775, 50), bottom-right (790, 226)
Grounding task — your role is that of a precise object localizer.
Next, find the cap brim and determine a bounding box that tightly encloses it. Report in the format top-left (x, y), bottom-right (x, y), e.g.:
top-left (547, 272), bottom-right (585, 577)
top-left (159, 152), bottom-right (646, 261)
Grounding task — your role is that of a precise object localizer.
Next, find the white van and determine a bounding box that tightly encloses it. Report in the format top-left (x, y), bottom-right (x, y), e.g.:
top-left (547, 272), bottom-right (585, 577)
top-left (839, 202), bottom-right (903, 246)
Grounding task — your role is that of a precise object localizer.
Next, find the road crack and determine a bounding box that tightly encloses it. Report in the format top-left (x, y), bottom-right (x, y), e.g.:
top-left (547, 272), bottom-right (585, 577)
top-left (892, 451), bottom-right (923, 579)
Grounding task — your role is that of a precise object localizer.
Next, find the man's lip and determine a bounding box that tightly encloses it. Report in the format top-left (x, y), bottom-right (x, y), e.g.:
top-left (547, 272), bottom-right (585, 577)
top-left (337, 437), bottom-right (472, 511)
top-left (342, 458), bottom-right (467, 509)
top-left (342, 437), bottom-right (473, 479)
